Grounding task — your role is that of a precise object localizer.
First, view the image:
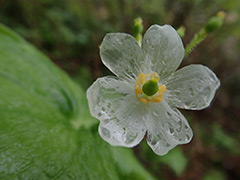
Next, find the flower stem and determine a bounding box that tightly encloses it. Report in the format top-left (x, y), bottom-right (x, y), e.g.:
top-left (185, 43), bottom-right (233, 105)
top-left (185, 11), bottom-right (226, 57)
top-left (185, 28), bottom-right (207, 57)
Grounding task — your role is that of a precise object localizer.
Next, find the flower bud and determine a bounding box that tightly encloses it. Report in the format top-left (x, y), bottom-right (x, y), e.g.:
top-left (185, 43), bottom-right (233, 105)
top-left (177, 26), bottom-right (186, 38)
top-left (133, 17), bottom-right (143, 36)
top-left (205, 11), bottom-right (226, 33)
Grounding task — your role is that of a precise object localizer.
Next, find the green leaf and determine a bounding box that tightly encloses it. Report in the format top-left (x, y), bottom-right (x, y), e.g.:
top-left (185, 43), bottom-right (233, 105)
top-left (211, 125), bottom-right (240, 155)
top-left (111, 147), bottom-right (156, 180)
top-left (0, 24), bottom-right (155, 180)
top-left (203, 170), bottom-right (226, 180)
top-left (159, 148), bottom-right (188, 176)
top-left (139, 141), bottom-right (188, 177)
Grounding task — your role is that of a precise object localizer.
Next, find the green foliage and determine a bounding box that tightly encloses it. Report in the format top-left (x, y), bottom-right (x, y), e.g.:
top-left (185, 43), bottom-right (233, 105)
top-left (111, 147), bottom-right (155, 180)
top-left (139, 141), bottom-right (188, 177)
top-left (1, 0), bottom-right (240, 179)
top-left (159, 148), bottom-right (188, 176)
top-left (211, 125), bottom-right (240, 155)
top-left (185, 12), bottom-right (225, 57)
top-left (0, 24), bottom-right (155, 180)
top-left (72, 66), bottom-right (93, 91)
top-left (203, 170), bottom-right (226, 180)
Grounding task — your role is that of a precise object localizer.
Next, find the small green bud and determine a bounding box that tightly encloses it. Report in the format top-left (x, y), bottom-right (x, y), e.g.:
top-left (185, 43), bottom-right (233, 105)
top-left (142, 80), bottom-right (159, 96)
top-left (205, 17), bottom-right (223, 33)
top-left (133, 17), bottom-right (143, 36)
top-left (177, 26), bottom-right (186, 38)
top-left (205, 11), bottom-right (226, 33)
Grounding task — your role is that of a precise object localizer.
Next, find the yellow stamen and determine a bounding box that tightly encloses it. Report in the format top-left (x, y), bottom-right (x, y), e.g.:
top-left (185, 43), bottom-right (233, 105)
top-left (151, 85), bottom-right (166, 103)
top-left (150, 72), bottom-right (160, 82)
top-left (135, 72), bottom-right (166, 104)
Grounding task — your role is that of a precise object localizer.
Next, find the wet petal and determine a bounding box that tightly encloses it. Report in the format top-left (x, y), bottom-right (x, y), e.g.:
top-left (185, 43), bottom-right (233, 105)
top-left (164, 64), bottom-right (220, 110)
top-left (100, 33), bottom-right (143, 81)
top-left (87, 76), bottom-right (146, 147)
top-left (147, 102), bottom-right (193, 156)
top-left (142, 25), bottom-right (185, 79)
top-left (142, 25), bottom-right (184, 79)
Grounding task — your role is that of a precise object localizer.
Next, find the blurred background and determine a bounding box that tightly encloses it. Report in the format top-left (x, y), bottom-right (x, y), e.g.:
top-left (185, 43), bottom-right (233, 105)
top-left (0, 0), bottom-right (239, 179)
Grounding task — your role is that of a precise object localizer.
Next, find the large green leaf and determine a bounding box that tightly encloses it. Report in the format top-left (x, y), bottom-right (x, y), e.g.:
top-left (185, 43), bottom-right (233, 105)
top-left (0, 24), bottom-right (155, 180)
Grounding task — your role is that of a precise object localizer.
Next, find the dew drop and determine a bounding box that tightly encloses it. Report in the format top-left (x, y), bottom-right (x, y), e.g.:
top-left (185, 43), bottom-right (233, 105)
top-left (189, 87), bottom-right (194, 96)
top-left (153, 110), bottom-right (158, 117)
top-left (169, 127), bottom-right (174, 134)
top-left (166, 111), bottom-right (171, 118)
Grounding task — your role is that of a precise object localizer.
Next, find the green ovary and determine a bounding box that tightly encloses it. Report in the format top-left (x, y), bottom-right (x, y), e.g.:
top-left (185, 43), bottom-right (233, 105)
top-left (142, 80), bottom-right (159, 96)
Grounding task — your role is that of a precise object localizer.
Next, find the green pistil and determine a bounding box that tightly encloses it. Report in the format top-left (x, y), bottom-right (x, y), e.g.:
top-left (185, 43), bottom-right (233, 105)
top-left (142, 80), bottom-right (159, 96)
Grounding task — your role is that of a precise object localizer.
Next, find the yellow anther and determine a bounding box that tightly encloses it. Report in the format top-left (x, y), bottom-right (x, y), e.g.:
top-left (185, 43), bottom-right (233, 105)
top-left (150, 72), bottom-right (160, 82)
top-left (158, 84), bottom-right (166, 95)
top-left (140, 98), bottom-right (148, 104)
top-left (151, 97), bottom-right (162, 103)
top-left (135, 72), bottom-right (166, 104)
top-left (135, 73), bottom-right (146, 101)
top-left (137, 73), bottom-right (146, 84)
top-left (151, 85), bottom-right (166, 103)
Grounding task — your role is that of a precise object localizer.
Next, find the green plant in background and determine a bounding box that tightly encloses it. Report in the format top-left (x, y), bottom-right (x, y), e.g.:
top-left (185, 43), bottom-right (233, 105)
top-left (1, 0), bottom-right (240, 179)
top-left (185, 11), bottom-right (226, 57)
top-left (203, 170), bottom-right (226, 180)
top-left (0, 11), bottom-right (227, 180)
top-left (0, 24), bottom-right (155, 180)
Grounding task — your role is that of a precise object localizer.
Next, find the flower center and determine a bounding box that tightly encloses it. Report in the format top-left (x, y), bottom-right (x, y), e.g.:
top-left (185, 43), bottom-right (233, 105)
top-left (135, 72), bottom-right (166, 104)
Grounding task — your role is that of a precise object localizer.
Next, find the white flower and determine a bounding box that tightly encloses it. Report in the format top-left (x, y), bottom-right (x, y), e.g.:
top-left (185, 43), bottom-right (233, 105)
top-left (87, 25), bottom-right (220, 156)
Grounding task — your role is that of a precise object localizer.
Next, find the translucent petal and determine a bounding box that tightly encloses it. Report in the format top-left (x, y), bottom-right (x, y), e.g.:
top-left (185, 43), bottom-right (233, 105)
top-left (87, 76), bottom-right (146, 147)
top-left (163, 64), bottom-right (220, 110)
top-left (100, 33), bottom-right (143, 81)
top-left (147, 101), bottom-right (193, 156)
top-left (142, 25), bottom-right (184, 79)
